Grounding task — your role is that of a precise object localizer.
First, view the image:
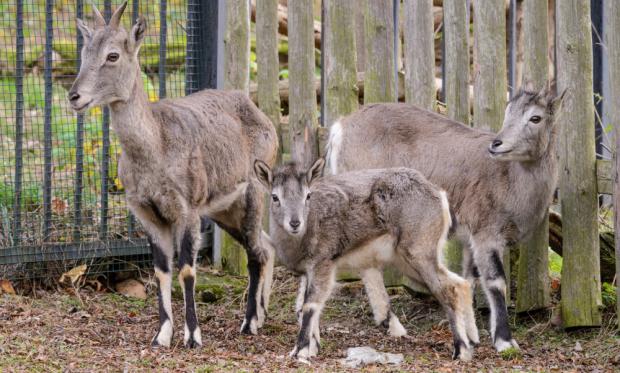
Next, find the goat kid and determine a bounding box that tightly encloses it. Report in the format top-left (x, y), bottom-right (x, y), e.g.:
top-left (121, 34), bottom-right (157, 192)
top-left (327, 82), bottom-right (565, 352)
top-left (69, 2), bottom-right (278, 347)
top-left (254, 159), bottom-right (479, 361)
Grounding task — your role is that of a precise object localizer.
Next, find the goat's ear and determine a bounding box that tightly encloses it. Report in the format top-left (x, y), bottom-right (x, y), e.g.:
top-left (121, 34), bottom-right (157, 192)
top-left (76, 18), bottom-right (93, 42)
top-left (307, 158), bottom-right (325, 185)
top-left (254, 160), bottom-right (272, 189)
top-left (523, 80), bottom-right (536, 92)
top-left (128, 16), bottom-right (147, 54)
top-left (549, 88), bottom-right (568, 115)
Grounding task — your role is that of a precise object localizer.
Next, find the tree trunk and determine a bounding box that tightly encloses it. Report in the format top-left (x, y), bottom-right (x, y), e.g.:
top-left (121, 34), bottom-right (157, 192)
top-left (256, 0), bottom-right (282, 163)
top-left (288, 0), bottom-right (319, 167)
top-left (473, 0), bottom-right (510, 301)
top-left (363, 0), bottom-right (396, 104)
top-left (221, 0), bottom-right (251, 276)
top-left (403, 0), bottom-right (435, 110)
top-left (557, 0), bottom-right (601, 328)
top-left (323, 0), bottom-right (359, 128)
top-left (605, 0), bottom-right (620, 328)
top-left (516, 0), bottom-right (551, 313)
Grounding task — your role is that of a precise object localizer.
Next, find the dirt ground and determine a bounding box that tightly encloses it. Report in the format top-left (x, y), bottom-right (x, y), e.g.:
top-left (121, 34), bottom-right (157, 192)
top-left (1, 267), bottom-right (619, 372)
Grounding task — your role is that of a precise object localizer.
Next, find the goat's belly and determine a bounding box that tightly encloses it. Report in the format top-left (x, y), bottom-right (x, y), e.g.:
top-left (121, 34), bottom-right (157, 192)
top-left (336, 234), bottom-right (397, 270)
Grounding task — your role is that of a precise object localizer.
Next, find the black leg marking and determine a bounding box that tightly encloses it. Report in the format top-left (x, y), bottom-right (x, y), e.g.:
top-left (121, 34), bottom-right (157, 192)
top-left (380, 311), bottom-right (394, 329)
top-left (178, 229), bottom-right (194, 268)
top-left (472, 265), bottom-right (480, 279)
top-left (490, 251), bottom-right (506, 280)
top-left (148, 236), bottom-right (169, 273)
top-left (183, 275), bottom-right (200, 348)
top-left (241, 259), bottom-right (261, 334)
top-left (296, 308), bottom-right (315, 352)
top-left (490, 288), bottom-right (512, 343)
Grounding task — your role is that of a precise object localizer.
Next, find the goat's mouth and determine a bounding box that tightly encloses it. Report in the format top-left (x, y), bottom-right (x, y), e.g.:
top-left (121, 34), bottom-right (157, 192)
top-left (71, 100), bottom-right (93, 113)
top-left (488, 148), bottom-right (513, 157)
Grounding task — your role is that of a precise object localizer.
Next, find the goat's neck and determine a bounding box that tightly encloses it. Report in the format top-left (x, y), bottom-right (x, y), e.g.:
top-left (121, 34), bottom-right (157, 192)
top-left (108, 67), bottom-right (161, 160)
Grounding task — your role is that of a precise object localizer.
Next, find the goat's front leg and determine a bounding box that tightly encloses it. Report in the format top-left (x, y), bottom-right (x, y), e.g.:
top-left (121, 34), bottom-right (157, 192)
top-left (290, 262), bottom-right (336, 361)
top-left (473, 243), bottom-right (519, 352)
top-left (147, 229), bottom-right (174, 348)
top-left (176, 220), bottom-right (202, 348)
top-left (361, 268), bottom-right (407, 337)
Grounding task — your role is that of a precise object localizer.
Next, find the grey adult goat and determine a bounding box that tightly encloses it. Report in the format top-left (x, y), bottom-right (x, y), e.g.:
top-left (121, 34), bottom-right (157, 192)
top-left (327, 83), bottom-right (565, 352)
top-left (69, 2), bottom-right (278, 348)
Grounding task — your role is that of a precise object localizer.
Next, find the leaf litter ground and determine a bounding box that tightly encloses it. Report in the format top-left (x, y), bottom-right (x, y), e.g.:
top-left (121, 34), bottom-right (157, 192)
top-left (0, 267), bottom-right (618, 372)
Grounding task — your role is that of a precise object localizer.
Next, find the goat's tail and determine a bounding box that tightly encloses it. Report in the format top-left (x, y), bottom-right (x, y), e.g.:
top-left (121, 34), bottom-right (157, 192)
top-left (437, 190), bottom-right (453, 266)
top-left (325, 120), bottom-right (344, 175)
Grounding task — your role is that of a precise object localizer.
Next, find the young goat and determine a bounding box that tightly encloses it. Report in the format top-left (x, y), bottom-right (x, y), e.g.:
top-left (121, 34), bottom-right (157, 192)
top-left (254, 159), bottom-right (479, 361)
top-left (327, 83), bottom-right (565, 352)
top-left (69, 3), bottom-right (278, 347)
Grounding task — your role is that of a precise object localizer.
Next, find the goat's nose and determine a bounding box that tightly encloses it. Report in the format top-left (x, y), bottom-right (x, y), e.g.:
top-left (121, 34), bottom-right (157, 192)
top-left (289, 219), bottom-right (301, 229)
top-left (68, 91), bottom-right (80, 102)
top-left (491, 139), bottom-right (503, 149)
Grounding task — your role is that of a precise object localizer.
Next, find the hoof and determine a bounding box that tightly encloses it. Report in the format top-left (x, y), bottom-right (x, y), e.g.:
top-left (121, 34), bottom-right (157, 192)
top-left (240, 317), bottom-right (258, 335)
top-left (452, 342), bottom-right (474, 361)
top-left (185, 338), bottom-right (202, 349)
top-left (495, 338), bottom-right (520, 353)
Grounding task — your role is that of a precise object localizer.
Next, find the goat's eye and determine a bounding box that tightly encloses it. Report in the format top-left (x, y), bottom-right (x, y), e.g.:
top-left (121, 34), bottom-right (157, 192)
top-left (107, 53), bottom-right (119, 62)
top-left (306, 193), bottom-right (311, 201)
top-left (529, 115), bottom-right (542, 124)
top-left (271, 194), bottom-right (279, 203)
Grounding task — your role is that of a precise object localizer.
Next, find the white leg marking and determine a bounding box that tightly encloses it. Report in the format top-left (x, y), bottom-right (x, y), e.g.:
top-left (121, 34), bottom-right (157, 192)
top-left (154, 268), bottom-right (173, 347)
top-left (388, 313), bottom-right (407, 337)
top-left (155, 320), bottom-right (173, 347)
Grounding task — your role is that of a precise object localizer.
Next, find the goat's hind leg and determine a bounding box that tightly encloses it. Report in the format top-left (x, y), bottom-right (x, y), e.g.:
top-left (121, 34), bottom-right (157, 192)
top-left (176, 218), bottom-right (202, 348)
top-left (360, 268), bottom-right (406, 337)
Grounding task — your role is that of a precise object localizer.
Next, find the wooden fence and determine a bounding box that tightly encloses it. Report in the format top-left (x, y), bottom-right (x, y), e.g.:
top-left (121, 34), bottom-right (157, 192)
top-left (215, 0), bottom-right (619, 329)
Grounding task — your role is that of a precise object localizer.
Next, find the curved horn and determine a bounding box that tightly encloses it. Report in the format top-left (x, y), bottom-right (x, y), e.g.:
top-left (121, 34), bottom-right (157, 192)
top-left (89, 0), bottom-right (106, 27)
top-left (109, 1), bottom-right (128, 29)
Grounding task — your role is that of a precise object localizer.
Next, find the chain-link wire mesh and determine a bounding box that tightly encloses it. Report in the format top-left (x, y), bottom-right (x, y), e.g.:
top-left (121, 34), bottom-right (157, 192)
top-left (0, 0), bottom-right (212, 282)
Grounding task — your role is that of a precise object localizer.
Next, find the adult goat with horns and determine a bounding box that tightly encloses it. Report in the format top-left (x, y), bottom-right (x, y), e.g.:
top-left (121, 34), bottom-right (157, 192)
top-left (68, 2), bottom-right (278, 347)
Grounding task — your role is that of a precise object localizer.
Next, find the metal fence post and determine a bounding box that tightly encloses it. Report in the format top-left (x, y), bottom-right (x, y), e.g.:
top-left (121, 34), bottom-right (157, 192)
top-left (99, 0), bottom-right (112, 240)
top-left (185, 0), bottom-right (225, 265)
top-left (73, 0), bottom-right (85, 242)
top-left (12, 0), bottom-right (25, 246)
top-left (159, 0), bottom-right (167, 99)
top-left (43, 0), bottom-right (54, 241)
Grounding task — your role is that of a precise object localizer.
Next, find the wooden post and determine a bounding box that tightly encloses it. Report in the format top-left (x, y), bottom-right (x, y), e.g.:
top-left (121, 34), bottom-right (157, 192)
top-left (288, 0), bottom-right (319, 167)
top-left (473, 0), bottom-right (510, 301)
top-left (442, 0), bottom-right (470, 273)
top-left (403, 0), bottom-right (435, 110)
top-left (443, 0), bottom-right (469, 124)
top-left (557, 0), bottom-right (601, 328)
top-left (221, 0), bottom-right (251, 275)
top-left (324, 0), bottom-right (358, 127)
top-left (516, 0), bottom-right (551, 313)
top-left (604, 0), bottom-right (620, 328)
top-left (355, 4), bottom-right (366, 73)
top-left (256, 0), bottom-right (282, 162)
top-left (363, 0), bottom-right (396, 104)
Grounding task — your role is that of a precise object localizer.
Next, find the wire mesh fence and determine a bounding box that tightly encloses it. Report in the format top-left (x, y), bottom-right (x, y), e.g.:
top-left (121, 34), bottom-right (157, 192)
top-left (0, 0), bottom-right (212, 281)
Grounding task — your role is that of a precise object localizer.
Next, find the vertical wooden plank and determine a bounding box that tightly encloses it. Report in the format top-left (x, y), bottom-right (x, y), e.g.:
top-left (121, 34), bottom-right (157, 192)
top-left (256, 0), bottom-right (282, 162)
top-left (443, 0), bottom-right (469, 124)
top-left (224, 0), bottom-right (250, 93)
top-left (516, 0), bottom-right (551, 313)
top-left (604, 0), bottom-right (620, 328)
top-left (403, 0), bottom-right (435, 110)
top-left (442, 0), bottom-right (470, 273)
top-left (288, 0), bottom-right (319, 167)
top-left (324, 0), bottom-right (358, 127)
top-left (557, 0), bottom-right (601, 328)
top-left (473, 0), bottom-right (510, 300)
top-left (355, 4), bottom-right (366, 73)
top-left (221, 0), bottom-right (251, 276)
top-left (363, 0), bottom-right (396, 104)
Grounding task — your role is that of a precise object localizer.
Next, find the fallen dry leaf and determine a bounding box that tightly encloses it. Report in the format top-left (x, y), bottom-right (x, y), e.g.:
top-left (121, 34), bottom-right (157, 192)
top-left (0, 279), bottom-right (15, 295)
top-left (59, 264), bottom-right (87, 285)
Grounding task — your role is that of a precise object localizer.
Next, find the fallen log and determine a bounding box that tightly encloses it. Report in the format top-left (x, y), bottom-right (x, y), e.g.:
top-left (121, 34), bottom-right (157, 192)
top-left (549, 210), bottom-right (616, 283)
